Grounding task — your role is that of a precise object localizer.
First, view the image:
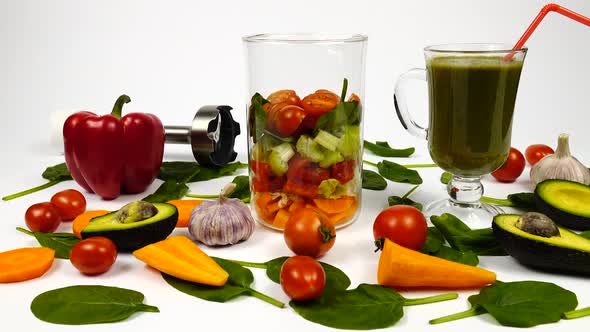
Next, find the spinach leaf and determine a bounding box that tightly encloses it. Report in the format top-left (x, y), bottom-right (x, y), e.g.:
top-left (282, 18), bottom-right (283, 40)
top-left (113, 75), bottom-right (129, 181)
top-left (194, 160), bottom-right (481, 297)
top-left (248, 93), bottom-right (269, 142)
top-left (227, 176), bottom-right (251, 201)
top-left (291, 284), bottom-right (458, 330)
top-left (362, 169), bottom-right (387, 190)
top-left (142, 180), bottom-right (189, 203)
top-left (430, 281), bottom-right (578, 327)
top-left (162, 257), bottom-right (284, 308)
top-left (157, 161), bottom-right (246, 183)
top-left (17, 227), bottom-right (79, 259)
top-left (2, 163), bottom-right (73, 201)
top-left (420, 227), bottom-right (479, 266)
top-left (579, 230), bottom-right (590, 240)
top-left (264, 257), bottom-right (351, 294)
top-left (30, 285), bottom-right (159, 325)
top-left (377, 160), bottom-right (423, 184)
top-left (315, 79), bottom-right (360, 135)
top-left (430, 214), bottom-right (507, 256)
top-left (387, 185), bottom-right (422, 210)
top-left (364, 140), bottom-right (414, 157)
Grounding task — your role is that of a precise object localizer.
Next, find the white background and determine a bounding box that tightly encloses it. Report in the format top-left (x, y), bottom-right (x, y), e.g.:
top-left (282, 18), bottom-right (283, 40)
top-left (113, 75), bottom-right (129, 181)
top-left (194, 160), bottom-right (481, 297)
top-left (1, 0), bottom-right (589, 331)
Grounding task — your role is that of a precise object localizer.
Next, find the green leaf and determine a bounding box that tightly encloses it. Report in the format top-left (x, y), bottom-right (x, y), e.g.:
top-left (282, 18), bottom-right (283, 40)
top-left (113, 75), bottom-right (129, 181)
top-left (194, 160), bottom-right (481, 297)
top-left (314, 80), bottom-right (360, 135)
top-left (364, 140), bottom-right (414, 157)
top-left (142, 180), bottom-right (189, 203)
top-left (430, 214), bottom-right (507, 256)
top-left (290, 284), bottom-right (405, 330)
top-left (420, 227), bottom-right (479, 266)
top-left (248, 93), bottom-right (269, 142)
top-left (42, 163), bottom-right (73, 182)
top-left (30, 285), bottom-right (159, 325)
top-left (3, 163), bottom-right (73, 201)
top-left (579, 230), bottom-right (590, 240)
top-left (387, 196), bottom-right (423, 211)
top-left (440, 171), bottom-right (452, 184)
top-left (264, 257), bottom-right (351, 294)
top-left (157, 161), bottom-right (246, 184)
top-left (162, 257), bottom-right (284, 308)
top-left (17, 227), bottom-right (79, 259)
top-left (470, 281), bottom-right (577, 327)
top-left (377, 160), bottom-right (422, 184)
top-left (227, 175), bottom-right (251, 201)
top-left (361, 169), bottom-right (387, 190)
top-left (507, 192), bottom-right (536, 209)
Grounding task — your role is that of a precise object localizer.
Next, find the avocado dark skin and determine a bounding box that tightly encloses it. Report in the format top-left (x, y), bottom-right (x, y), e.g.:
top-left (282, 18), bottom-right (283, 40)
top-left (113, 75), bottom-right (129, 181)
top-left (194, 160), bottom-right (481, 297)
top-left (493, 215), bottom-right (590, 276)
top-left (81, 202), bottom-right (178, 252)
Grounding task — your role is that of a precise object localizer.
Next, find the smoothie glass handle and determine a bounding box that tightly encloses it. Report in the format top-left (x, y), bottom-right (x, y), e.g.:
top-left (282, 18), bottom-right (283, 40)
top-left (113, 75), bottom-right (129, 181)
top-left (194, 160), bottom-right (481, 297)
top-left (394, 68), bottom-right (428, 140)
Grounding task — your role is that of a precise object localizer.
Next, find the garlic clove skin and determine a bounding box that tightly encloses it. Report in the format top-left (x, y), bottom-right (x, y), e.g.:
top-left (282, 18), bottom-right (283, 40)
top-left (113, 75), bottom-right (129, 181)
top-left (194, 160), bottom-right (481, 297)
top-left (530, 133), bottom-right (590, 187)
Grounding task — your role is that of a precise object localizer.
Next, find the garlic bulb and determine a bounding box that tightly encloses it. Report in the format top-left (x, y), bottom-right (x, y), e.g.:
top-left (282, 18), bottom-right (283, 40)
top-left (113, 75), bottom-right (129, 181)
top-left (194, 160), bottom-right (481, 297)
top-left (530, 133), bottom-right (590, 186)
top-left (188, 183), bottom-right (255, 246)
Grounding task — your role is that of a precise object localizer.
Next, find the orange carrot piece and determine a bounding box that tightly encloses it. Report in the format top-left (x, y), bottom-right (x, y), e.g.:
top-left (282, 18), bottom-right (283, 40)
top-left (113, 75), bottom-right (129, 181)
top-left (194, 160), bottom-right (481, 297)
top-left (72, 210), bottom-right (110, 239)
top-left (167, 199), bottom-right (203, 227)
top-left (288, 200), bottom-right (306, 213)
top-left (266, 201), bottom-right (282, 215)
top-left (377, 239), bottom-right (496, 289)
top-left (313, 196), bottom-right (355, 214)
top-left (0, 247), bottom-right (55, 283)
top-left (273, 209), bottom-right (291, 229)
top-left (255, 192), bottom-right (275, 210)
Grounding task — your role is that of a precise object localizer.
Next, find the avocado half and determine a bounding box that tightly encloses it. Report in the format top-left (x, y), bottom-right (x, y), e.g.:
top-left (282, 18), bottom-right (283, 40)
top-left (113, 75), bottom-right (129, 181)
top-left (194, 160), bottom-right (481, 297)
top-left (534, 179), bottom-right (590, 230)
top-left (492, 214), bottom-right (590, 275)
top-left (81, 202), bottom-right (178, 252)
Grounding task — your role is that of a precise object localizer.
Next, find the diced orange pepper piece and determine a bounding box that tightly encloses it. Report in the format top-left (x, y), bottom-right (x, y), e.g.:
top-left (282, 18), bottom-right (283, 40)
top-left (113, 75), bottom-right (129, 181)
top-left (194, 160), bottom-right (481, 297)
top-left (273, 209), bottom-right (291, 229)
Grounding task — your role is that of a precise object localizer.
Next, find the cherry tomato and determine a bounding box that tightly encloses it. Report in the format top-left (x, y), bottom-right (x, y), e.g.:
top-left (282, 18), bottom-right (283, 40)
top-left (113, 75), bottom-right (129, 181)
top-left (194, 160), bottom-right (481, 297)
top-left (267, 89), bottom-right (301, 106)
top-left (284, 207), bottom-right (336, 258)
top-left (266, 104), bottom-right (306, 137)
top-left (301, 90), bottom-right (339, 118)
top-left (525, 144), bottom-right (554, 166)
top-left (331, 160), bottom-right (355, 184)
top-left (70, 237), bottom-right (117, 275)
top-left (25, 202), bottom-right (62, 233)
top-left (373, 205), bottom-right (427, 251)
top-left (50, 189), bottom-right (87, 221)
top-left (491, 147), bottom-right (526, 183)
top-left (280, 256), bottom-right (326, 301)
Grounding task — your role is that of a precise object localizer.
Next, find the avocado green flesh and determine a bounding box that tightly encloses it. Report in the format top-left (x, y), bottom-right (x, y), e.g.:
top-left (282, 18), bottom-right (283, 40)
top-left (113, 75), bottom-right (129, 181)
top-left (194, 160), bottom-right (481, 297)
top-left (495, 215), bottom-right (590, 252)
top-left (84, 203), bottom-right (177, 232)
top-left (536, 180), bottom-right (590, 218)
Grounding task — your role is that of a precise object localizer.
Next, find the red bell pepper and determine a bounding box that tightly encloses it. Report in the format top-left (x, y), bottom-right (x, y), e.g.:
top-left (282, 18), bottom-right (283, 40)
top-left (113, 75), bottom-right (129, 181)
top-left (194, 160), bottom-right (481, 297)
top-left (64, 95), bottom-right (164, 199)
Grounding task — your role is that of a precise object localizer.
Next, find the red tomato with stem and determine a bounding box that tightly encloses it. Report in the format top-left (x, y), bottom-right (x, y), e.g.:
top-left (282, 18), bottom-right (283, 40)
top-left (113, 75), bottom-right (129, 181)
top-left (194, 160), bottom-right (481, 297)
top-left (50, 189), bottom-right (87, 221)
top-left (373, 205), bottom-right (427, 251)
top-left (25, 202), bottom-right (62, 233)
top-left (491, 147), bottom-right (526, 183)
top-left (284, 207), bottom-right (335, 258)
top-left (525, 144), bottom-right (554, 166)
top-left (70, 237), bottom-right (117, 275)
top-left (280, 256), bottom-right (326, 301)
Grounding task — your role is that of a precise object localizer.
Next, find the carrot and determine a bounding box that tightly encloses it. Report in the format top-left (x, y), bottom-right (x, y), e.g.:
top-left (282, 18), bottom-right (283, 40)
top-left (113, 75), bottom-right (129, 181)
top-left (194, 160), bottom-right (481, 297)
top-left (288, 200), bottom-right (306, 213)
top-left (377, 239), bottom-right (496, 289)
top-left (273, 209), bottom-right (291, 229)
top-left (167, 199), bottom-right (203, 227)
top-left (0, 247), bottom-right (55, 283)
top-left (327, 200), bottom-right (358, 225)
top-left (313, 196), bottom-right (355, 214)
top-left (72, 210), bottom-right (110, 239)
top-left (255, 192), bottom-right (276, 210)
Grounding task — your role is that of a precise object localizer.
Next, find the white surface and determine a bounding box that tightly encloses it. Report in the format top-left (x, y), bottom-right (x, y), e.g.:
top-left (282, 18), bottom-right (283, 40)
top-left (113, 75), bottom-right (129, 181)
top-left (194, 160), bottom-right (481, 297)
top-left (1, 0), bottom-right (590, 331)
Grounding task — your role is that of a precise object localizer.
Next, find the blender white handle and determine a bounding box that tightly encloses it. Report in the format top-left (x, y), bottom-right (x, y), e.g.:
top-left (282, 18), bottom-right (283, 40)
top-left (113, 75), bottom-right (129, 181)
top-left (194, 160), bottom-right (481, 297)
top-left (394, 68), bottom-right (428, 140)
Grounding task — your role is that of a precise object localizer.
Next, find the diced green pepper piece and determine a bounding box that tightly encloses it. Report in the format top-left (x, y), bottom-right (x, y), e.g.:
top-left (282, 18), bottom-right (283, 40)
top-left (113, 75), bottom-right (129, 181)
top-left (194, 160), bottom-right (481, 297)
top-left (269, 143), bottom-right (294, 176)
top-left (314, 130), bottom-right (340, 151)
top-left (296, 135), bottom-right (323, 163)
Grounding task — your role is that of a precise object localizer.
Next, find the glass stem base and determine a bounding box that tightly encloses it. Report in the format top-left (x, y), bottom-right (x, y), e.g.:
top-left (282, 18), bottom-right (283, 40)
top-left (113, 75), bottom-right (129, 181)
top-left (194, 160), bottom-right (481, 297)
top-left (424, 175), bottom-right (503, 228)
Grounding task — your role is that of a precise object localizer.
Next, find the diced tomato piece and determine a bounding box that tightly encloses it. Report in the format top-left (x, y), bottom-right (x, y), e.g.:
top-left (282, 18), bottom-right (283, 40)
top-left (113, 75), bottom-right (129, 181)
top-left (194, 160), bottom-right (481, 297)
top-left (251, 160), bottom-right (286, 192)
top-left (283, 180), bottom-right (318, 199)
top-left (287, 155), bottom-right (330, 185)
top-left (331, 160), bottom-right (355, 184)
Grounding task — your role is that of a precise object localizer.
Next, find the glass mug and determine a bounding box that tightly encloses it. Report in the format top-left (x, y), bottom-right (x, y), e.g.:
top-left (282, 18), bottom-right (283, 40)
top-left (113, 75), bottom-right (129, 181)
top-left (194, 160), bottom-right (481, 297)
top-left (395, 43), bottom-right (527, 226)
top-left (243, 33), bottom-right (368, 230)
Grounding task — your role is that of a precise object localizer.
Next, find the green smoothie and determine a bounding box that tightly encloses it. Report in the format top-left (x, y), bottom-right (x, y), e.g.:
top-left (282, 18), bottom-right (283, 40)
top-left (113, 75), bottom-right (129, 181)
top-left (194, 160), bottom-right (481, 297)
top-left (426, 56), bottom-right (524, 176)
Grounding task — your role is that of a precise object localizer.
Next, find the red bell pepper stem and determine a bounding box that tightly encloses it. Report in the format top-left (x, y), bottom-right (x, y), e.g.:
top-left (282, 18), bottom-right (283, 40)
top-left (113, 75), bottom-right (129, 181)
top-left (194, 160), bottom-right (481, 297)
top-left (111, 95), bottom-right (131, 119)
